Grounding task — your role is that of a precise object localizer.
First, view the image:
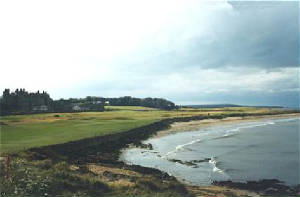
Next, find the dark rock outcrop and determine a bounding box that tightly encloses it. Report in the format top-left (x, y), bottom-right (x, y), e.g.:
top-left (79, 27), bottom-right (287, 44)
top-left (167, 158), bottom-right (211, 167)
top-left (213, 179), bottom-right (299, 196)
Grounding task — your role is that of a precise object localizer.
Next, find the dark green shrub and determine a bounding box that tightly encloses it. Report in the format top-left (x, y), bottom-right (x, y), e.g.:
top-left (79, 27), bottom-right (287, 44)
top-left (34, 159), bottom-right (52, 169)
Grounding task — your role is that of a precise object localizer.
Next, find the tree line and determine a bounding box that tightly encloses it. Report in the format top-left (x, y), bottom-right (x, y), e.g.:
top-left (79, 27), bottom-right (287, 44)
top-left (0, 89), bottom-right (176, 115)
top-left (105, 96), bottom-right (176, 110)
top-left (0, 89), bottom-right (104, 115)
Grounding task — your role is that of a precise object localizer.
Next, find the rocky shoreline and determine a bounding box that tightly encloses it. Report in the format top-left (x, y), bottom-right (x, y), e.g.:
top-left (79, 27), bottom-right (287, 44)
top-left (167, 158), bottom-right (211, 168)
top-left (213, 179), bottom-right (300, 196)
top-left (24, 112), bottom-right (299, 196)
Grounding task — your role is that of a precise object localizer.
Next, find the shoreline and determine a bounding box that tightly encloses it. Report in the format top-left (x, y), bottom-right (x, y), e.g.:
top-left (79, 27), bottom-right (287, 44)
top-left (121, 113), bottom-right (300, 196)
top-left (154, 113), bottom-right (299, 138)
top-left (7, 112), bottom-right (300, 197)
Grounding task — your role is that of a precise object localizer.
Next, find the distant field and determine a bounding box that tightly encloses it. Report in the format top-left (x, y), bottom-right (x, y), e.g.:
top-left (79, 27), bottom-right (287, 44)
top-left (0, 106), bottom-right (292, 154)
top-left (105, 105), bottom-right (159, 111)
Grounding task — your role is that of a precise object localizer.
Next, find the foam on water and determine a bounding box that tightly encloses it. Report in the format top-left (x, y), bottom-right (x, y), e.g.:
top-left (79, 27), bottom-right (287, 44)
top-left (163, 138), bottom-right (203, 158)
top-left (121, 117), bottom-right (300, 186)
top-left (163, 120), bottom-right (278, 157)
top-left (209, 157), bottom-right (223, 173)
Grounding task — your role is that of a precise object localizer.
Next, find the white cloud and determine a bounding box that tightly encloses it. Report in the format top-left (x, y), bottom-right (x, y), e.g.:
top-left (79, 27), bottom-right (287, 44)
top-left (0, 0), bottom-right (232, 92)
top-left (0, 0), bottom-right (299, 107)
top-left (141, 67), bottom-right (299, 95)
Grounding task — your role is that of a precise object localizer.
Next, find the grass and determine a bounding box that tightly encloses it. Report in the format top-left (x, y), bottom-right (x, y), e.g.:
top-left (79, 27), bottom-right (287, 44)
top-left (0, 106), bottom-right (298, 197)
top-left (0, 157), bottom-right (192, 197)
top-left (0, 106), bottom-right (295, 154)
top-left (105, 105), bottom-right (159, 111)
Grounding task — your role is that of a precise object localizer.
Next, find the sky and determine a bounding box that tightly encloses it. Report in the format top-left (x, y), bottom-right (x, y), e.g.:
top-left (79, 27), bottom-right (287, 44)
top-left (0, 0), bottom-right (299, 108)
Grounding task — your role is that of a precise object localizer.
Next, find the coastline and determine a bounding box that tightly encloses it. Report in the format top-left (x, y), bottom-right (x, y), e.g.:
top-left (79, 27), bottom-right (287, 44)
top-left (121, 113), bottom-right (300, 196)
top-left (5, 112), bottom-right (300, 197)
top-left (154, 113), bottom-right (300, 138)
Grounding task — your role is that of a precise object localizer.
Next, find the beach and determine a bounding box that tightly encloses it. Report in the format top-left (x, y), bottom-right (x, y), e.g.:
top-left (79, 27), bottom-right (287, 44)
top-left (154, 113), bottom-right (300, 138)
top-left (121, 113), bottom-right (300, 189)
top-left (2, 111), bottom-right (299, 197)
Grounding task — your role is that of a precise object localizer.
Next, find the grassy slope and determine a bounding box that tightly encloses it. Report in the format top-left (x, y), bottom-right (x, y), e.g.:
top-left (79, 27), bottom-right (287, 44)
top-left (1, 106), bottom-right (298, 197)
top-left (0, 106), bottom-right (292, 154)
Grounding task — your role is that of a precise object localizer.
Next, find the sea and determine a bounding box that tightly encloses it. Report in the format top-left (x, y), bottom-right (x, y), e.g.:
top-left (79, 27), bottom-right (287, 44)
top-left (120, 117), bottom-right (300, 186)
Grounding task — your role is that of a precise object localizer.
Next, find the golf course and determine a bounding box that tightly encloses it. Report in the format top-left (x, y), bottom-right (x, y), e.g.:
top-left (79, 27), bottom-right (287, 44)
top-left (0, 106), bottom-right (292, 154)
top-left (0, 106), bottom-right (299, 197)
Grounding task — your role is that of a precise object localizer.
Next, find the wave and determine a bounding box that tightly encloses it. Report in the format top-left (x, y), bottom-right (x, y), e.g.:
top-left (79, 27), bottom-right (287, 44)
top-left (208, 157), bottom-right (232, 182)
top-left (209, 157), bottom-right (224, 173)
top-left (232, 121), bottom-right (275, 131)
top-left (162, 138), bottom-right (203, 158)
top-left (273, 117), bottom-right (299, 123)
top-left (205, 121), bottom-right (275, 141)
top-left (219, 121), bottom-right (275, 137)
top-left (162, 120), bottom-right (282, 158)
top-left (217, 133), bottom-right (238, 139)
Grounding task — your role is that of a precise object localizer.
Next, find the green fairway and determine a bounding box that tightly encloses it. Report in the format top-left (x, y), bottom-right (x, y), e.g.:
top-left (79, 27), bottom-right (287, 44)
top-left (0, 106), bottom-right (293, 154)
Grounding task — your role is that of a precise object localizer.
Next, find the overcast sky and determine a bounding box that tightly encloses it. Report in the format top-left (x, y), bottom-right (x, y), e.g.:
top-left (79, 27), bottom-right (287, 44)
top-left (0, 0), bottom-right (299, 108)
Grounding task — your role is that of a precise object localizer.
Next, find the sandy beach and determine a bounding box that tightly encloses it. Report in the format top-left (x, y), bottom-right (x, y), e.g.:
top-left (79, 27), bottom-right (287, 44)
top-left (155, 113), bottom-right (300, 138)
top-left (122, 113), bottom-right (300, 196)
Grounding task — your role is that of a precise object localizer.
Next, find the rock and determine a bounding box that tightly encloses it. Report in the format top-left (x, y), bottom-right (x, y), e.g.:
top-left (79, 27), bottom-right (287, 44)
top-left (78, 165), bottom-right (89, 173)
top-left (70, 165), bottom-right (79, 171)
top-left (168, 159), bottom-right (196, 167)
top-left (102, 170), bottom-right (132, 181)
top-left (167, 158), bottom-right (210, 167)
top-left (125, 164), bottom-right (176, 181)
top-left (136, 143), bottom-right (153, 150)
top-left (212, 179), bottom-right (297, 196)
top-left (264, 187), bottom-right (278, 195)
top-left (0, 122), bottom-right (7, 126)
top-left (190, 158), bottom-right (211, 163)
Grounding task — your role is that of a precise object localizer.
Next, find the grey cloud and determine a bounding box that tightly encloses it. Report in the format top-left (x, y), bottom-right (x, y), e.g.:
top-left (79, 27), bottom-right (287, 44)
top-left (120, 1), bottom-right (299, 73)
top-left (185, 1), bottom-right (298, 69)
top-left (172, 90), bottom-right (300, 108)
top-left (45, 1), bottom-right (300, 108)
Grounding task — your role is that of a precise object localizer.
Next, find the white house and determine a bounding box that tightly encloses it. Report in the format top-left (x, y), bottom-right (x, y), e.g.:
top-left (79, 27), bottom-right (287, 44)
top-left (32, 105), bottom-right (48, 111)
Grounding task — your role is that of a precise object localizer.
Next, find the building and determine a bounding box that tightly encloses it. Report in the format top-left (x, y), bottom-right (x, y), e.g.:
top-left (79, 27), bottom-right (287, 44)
top-left (32, 105), bottom-right (48, 111)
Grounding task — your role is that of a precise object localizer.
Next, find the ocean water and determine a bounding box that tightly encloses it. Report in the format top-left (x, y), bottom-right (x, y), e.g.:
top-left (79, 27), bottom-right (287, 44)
top-left (120, 117), bottom-right (300, 186)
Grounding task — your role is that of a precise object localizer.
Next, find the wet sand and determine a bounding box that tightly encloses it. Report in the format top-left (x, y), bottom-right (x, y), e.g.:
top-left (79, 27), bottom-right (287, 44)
top-left (124, 113), bottom-right (300, 196)
top-left (155, 113), bottom-right (299, 138)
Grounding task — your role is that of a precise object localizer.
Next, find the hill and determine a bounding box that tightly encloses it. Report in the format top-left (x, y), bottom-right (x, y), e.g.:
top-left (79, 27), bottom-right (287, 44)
top-left (184, 104), bottom-right (284, 108)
